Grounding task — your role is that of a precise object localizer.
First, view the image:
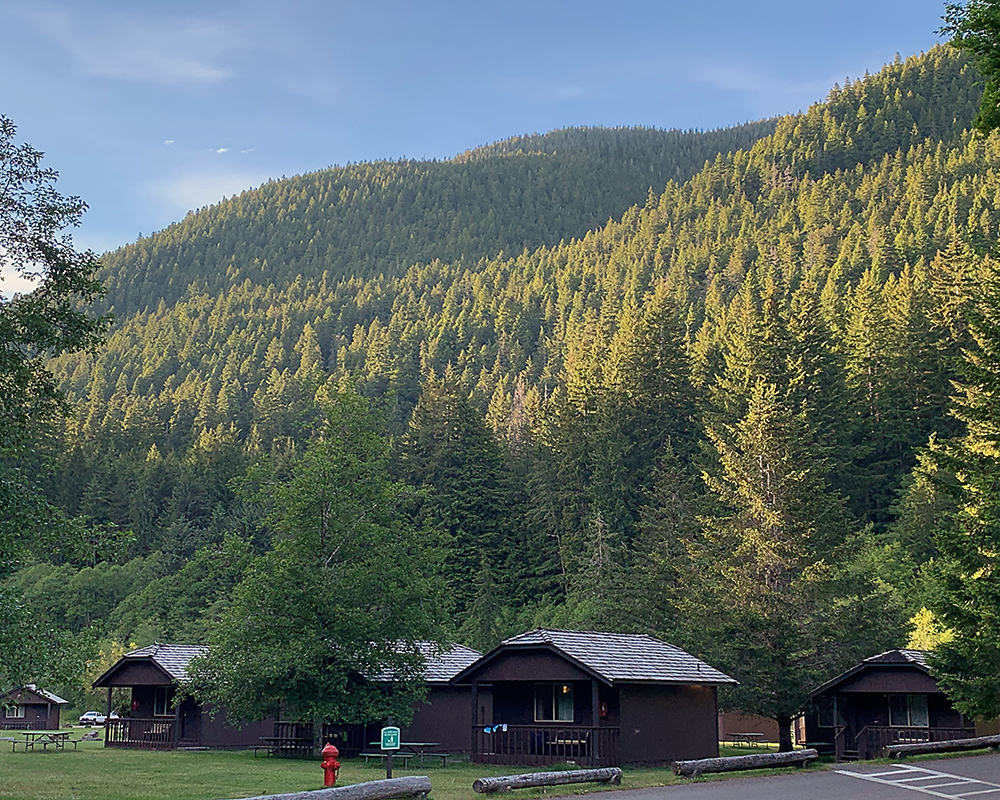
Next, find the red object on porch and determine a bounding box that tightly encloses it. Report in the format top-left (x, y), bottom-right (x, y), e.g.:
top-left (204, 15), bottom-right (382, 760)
top-left (321, 743), bottom-right (340, 787)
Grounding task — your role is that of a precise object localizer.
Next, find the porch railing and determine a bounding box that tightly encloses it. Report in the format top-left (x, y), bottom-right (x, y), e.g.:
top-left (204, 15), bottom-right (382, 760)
top-left (472, 725), bottom-right (620, 767)
top-left (105, 717), bottom-right (175, 749)
top-left (855, 726), bottom-right (976, 760)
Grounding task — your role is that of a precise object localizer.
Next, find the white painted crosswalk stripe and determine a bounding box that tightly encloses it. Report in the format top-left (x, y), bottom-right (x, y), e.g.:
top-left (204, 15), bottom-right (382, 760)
top-left (835, 764), bottom-right (1000, 798)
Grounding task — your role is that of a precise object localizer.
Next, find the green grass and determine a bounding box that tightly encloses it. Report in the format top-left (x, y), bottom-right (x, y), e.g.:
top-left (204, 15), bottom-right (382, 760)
top-left (1, 743), bottom-right (680, 800)
top-left (14, 737), bottom-right (992, 800)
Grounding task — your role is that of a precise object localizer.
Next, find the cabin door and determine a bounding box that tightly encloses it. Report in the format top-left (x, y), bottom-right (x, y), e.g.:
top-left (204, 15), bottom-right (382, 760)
top-left (179, 697), bottom-right (200, 744)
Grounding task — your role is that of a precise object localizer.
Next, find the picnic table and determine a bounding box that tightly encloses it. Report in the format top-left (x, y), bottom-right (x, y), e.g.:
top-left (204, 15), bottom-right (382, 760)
top-left (363, 741), bottom-right (450, 766)
top-left (730, 732), bottom-right (766, 748)
top-left (257, 735), bottom-right (313, 758)
top-left (17, 731), bottom-right (73, 751)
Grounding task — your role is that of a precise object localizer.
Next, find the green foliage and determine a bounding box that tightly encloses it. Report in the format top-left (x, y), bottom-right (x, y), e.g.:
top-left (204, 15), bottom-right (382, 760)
top-left (191, 385), bottom-right (448, 723)
top-left (943, 1), bottom-right (1000, 134)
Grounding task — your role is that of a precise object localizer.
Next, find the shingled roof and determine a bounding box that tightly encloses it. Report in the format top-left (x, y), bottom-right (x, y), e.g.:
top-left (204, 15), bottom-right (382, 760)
top-left (808, 648), bottom-right (932, 698)
top-left (418, 642), bottom-right (482, 683)
top-left (453, 628), bottom-right (736, 686)
top-left (113, 644), bottom-right (208, 683)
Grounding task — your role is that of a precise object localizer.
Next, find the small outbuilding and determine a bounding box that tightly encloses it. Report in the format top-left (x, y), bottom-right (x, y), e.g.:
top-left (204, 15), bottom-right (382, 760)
top-left (450, 628), bottom-right (736, 766)
top-left (0, 685), bottom-right (68, 730)
top-left (93, 643), bottom-right (274, 750)
top-left (802, 649), bottom-right (974, 760)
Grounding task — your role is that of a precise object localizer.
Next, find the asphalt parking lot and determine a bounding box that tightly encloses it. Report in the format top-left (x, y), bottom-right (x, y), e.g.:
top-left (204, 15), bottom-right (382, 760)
top-left (613, 754), bottom-right (1000, 800)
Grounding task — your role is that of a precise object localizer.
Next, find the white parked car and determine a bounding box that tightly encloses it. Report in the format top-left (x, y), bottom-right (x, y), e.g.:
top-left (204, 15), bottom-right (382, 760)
top-left (78, 711), bottom-right (118, 725)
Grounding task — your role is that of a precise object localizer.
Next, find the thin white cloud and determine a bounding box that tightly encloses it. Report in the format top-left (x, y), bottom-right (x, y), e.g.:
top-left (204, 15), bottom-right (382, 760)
top-left (215, 147), bottom-right (231, 154)
top-left (153, 171), bottom-right (271, 216)
top-left (8, 2), bottom-right (248, 86)
top-left (240, 148), bottom-right (255, 155)
top-left (164, 140), bottom-right (175, 146)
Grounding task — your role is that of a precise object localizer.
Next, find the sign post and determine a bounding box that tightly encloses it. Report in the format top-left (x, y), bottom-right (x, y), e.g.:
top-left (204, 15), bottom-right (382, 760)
top-left (381, 724), bottom-right (400, 779)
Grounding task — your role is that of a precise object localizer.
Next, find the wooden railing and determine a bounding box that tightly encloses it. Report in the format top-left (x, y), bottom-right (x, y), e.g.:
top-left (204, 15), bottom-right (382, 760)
top-left (472, 725), bottom-right (620, 767)
top-left (855, 726), bottom-right (976, 760)
top-left (105, 718), bottom-right (175, 749)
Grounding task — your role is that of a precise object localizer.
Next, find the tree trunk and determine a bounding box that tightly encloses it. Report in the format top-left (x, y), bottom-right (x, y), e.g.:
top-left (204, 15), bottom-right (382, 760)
top-left (777, 714), bottom-right (793, 752)
top-left (672, 749), bottom-right (818, 778)
top-left (473, 769), bottom-right (622, 794)
top-left (225, 776), bottom-right (432, 800)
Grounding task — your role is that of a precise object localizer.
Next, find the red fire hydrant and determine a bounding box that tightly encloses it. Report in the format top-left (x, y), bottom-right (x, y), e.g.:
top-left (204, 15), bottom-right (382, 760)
top-left (321, 743), bottom-right (340, 787)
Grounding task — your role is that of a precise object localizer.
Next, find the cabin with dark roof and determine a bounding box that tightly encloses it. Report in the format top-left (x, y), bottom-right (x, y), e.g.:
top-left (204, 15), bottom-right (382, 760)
top-left (802, 649), bottom-right (974, 761)
top-left (93, 643), bottom-right (274, 750)
top-left (0, 685), bottom-right (68, 730)
top-left (325, 642), bottom-right (482, 756)
top-left (450, 628), bottom-right (736, 766)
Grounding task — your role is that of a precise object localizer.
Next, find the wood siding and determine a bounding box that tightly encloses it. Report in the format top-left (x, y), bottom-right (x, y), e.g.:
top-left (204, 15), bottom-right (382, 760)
top-left (403, 686), bottom-right (473, 752)
top-left (619, 684), bottom-right (719, 765)
top-left (466, 650), bottom-right (593, 683)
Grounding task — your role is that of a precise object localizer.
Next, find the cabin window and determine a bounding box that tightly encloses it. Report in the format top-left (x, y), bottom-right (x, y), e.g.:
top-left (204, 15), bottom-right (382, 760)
top-left (4, 704), bottom-right (25, 718)
top-left (817, 695), bottom-right (845, 727)
top-left (889, 694), bottom-right (929, 727)
top-left (534, 683), bottom-right (574, 722)
top-left (153, 687), bottom-right (176, 717)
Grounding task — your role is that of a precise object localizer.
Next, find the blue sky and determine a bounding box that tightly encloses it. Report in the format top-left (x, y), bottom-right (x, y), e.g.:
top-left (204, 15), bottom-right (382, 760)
top-left (1, 0), bottom-right (951, 277)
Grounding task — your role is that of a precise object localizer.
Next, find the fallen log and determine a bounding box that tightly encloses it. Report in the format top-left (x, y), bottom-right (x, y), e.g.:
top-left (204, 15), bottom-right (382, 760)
top-left (218, 776), bottom-right (432, 800)
top-left (887, 734), bottom-right (1000, 758)
top-left (472, 767), bottom-right (623, 793)
top-left (672, 749), bottom-right (818, 778)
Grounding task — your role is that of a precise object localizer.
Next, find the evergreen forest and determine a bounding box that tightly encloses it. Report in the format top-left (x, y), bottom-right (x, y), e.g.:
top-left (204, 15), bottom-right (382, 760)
top-left (8, 45), bottom-right (1000, 734)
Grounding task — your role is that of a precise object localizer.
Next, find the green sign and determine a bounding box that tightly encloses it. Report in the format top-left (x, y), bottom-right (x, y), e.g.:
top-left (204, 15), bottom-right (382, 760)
top-left (381, 726), bottom-right (400, 750)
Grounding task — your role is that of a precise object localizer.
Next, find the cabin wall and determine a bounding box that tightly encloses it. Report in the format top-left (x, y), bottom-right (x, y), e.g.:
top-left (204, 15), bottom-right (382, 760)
top-left (402, 686), bottom-right (472, 752)
top-left (1, 703), bottom-right (54, 730)
top-left (466, 651), bottom-right (592, 683)
top-left (619, 684), bottom-right (719, 765)
top-left (198, 704), bottom-right (273, 749)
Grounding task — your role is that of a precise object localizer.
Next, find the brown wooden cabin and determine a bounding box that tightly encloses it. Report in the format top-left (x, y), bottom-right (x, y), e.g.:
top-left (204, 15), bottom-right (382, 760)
top-left (0, 685), bottom-right (67, 730)
top-left (93, 643), bottom-right (273, 750)
top-left (803, 649), bottom-right (974, 761)
top-left (450, 628), bottom-right (736, 767)
top-left (322, 642), bottom-right (482, 757)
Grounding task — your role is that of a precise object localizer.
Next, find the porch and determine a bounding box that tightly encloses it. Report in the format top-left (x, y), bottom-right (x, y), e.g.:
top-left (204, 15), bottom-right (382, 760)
top-left (472, 724), bottom-right (620, 767)
top-left (837, 725), bottom-right (976, 761)
top-left (106, 718), bottom-right (176, 749)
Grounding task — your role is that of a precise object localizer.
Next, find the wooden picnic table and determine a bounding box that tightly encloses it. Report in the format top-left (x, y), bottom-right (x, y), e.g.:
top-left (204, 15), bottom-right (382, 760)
top-left (257, 735), bottom-right (313, 758)
top-left (18, 731), bottom-right (72, 751)
top-left (730, 732), bottom-right (766, 748)
top-left (365, 741), bottom-right (448, 766)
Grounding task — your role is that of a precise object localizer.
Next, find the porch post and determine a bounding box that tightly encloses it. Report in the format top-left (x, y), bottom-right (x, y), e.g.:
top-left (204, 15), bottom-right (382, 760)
top-left (471, 681), bottom-right (479, 759)
top-left (173, 693), bottom-right (181, 748)
top-left (591, 680), bottom-right (600, 765)
top-left (106, 687), bottom-right (112, 717)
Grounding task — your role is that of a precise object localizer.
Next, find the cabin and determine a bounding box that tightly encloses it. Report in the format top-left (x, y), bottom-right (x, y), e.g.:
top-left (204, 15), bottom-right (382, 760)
top-left (93, 643), bottom-right (274, 749)
top-left (802, 649), bottom-right (974, 761)
top-left (325, 642), bottom-right (482, 756)
top-left (0, 685), bottom-right (67, 730)
top-left (450, 628), bottom-right (736, 766)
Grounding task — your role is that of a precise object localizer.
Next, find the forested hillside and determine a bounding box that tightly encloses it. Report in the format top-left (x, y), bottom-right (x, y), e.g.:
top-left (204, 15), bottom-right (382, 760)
top-left (10, 46), bottom-right (1000, 722)
top-left (95, 122), bottom-right (777, 317)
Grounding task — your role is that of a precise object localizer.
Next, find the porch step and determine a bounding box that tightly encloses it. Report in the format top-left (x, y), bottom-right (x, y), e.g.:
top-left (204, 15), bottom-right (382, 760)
top-left (839, 749), bottom-right (859, 762)
top-left (178, 746), bottom-right (209, 751)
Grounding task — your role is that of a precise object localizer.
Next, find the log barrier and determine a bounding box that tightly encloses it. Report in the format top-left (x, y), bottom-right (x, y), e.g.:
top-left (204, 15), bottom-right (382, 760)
top-left (672, 749), bottom-right (819, 778)
top-left (887, 734), bottom-right (1000, 758)
top-left (472, 768), bottom-right (623, 793)
top-left (219, 776), bottom-right (432, 800)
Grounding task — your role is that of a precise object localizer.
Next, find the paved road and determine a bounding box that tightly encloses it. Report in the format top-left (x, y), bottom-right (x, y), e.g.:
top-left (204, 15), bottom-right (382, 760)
top-left (612, 754), bottom-right (1000, 800)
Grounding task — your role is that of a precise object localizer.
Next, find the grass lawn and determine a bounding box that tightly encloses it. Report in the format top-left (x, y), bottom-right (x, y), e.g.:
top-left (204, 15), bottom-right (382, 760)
top-left (0, 738), bottom-right (800, 800)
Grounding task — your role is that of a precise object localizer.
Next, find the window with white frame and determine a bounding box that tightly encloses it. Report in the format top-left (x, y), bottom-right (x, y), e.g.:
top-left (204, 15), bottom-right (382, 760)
top-left (4, 704), bottom-right (25, 718)
top-left (888, 694), bottom-right (929, 727)
top-left (534, 683), bottom-right (574, 722)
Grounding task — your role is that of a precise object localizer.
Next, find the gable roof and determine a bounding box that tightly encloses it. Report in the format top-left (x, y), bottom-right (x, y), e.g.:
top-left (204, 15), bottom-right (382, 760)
top-left (453, 628), bottom-right (736, 686)
top-left (93, 643), bottom-right (209, 687)
top-left (1, 685), bottom-right (69, 705)
top-left (808, 649), bottom-right (931, 698)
